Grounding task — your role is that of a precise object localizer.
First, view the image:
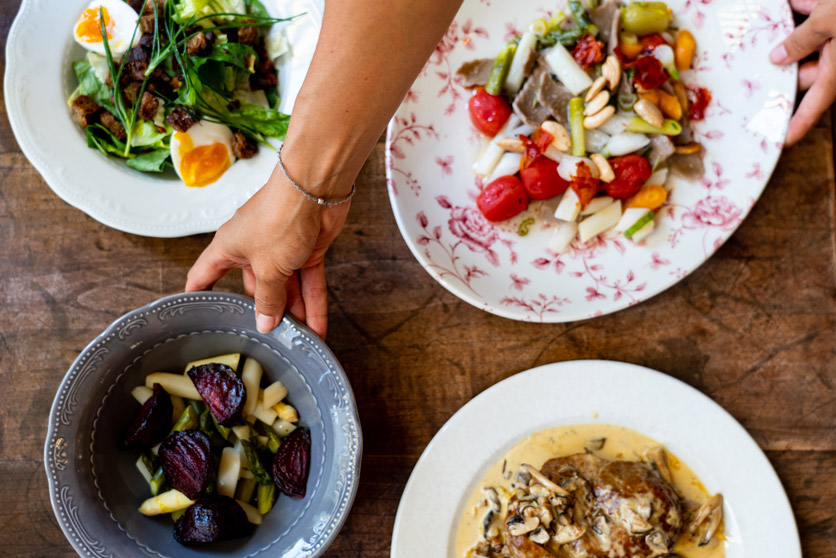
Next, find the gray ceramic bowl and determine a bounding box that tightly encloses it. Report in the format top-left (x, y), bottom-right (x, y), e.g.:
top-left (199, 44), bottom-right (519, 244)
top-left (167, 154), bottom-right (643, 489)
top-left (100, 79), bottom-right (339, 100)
top-left (44, 292), bottom-right (362, 558)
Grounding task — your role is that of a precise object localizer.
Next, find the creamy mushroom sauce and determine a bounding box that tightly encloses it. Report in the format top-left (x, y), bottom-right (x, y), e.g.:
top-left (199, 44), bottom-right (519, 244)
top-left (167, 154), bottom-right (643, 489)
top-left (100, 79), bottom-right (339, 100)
top-left (455, 424), bottom-right (724, 558)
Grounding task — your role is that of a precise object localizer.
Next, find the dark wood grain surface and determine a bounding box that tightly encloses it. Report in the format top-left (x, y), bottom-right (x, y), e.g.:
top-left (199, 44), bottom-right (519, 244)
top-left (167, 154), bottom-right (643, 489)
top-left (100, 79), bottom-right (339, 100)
top-left (1, 1), bottom-right (835, 556)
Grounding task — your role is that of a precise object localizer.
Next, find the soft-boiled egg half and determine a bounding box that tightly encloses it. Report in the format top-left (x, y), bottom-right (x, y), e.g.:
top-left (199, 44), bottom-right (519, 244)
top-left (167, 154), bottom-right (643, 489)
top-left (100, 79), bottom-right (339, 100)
top-left (73, 0), bottom-right (140, 58)
top-left (170, 121), bottom-right (237, 188)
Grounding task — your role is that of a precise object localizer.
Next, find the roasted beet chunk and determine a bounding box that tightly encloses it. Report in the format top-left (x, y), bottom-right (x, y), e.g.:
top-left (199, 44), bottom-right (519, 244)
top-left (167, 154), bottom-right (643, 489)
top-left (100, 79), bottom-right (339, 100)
top-left (187, 364), bottom-right (245, 426)
top-left (272, 427), bottom-right (311, 497)
top-left (159, 430), bottom-right (212, 499)
top-left (121, 383), bottom-right (173, 450)
top-left (174, 496), bottom-right (251, 544)
top-left (231, 132), bottom-right (258, 159)
top-left (167, 105), bottom-right (196, 133)
top-left (71, 95), bottom-right (102, 129)
top-left (138, 91), bottom-right (160, 122)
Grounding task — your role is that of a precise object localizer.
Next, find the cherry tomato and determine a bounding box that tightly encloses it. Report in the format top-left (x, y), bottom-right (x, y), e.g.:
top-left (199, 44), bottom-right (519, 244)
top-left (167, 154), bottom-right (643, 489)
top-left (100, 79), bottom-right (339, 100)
top-left (628, 55), bottom-right (668, 90)
top-left (477, 175), bottom-right (529, 222)
top-left (605, 155), bottom-right (652, 199)
top-left (688, 87), bottom-right (712, 121)
top-left (520, 156), bottom-right (569, 200)
top-left (468, 88), bottom-right (512, 137)
top-left (570, 161), bottom-right (601, 209)
top-left (571, 33), bottom-right (605, 70)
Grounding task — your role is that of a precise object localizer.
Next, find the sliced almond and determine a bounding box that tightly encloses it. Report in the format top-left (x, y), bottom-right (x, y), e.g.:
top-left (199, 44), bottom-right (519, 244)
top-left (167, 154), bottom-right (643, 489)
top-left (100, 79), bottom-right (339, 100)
top-left (541, 120), bottom-right (571, 153)
top-left (583, 105), bottom-right (616, 129)
top-left (590, 153), bottom-right (614, 183)
top-left (603, 55), bottom-right (621, 90)
top-left (496, 137), bottom-right (525, 153)
top-left (585, 76), bottom-right (608, 103)
top-left (583, 90), bottom-right (611, 117)
top-left (634, 99), bottom-right (665, 129)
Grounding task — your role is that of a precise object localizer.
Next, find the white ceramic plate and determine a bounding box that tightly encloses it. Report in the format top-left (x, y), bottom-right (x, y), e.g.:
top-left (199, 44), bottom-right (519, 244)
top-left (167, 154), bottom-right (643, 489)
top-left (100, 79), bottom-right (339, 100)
top-left (386, 0), bottom-right (796, 322)
top-left (5, 0), bottom-right (322, 237)
top-left (390, 360), bottom-right (800, 558)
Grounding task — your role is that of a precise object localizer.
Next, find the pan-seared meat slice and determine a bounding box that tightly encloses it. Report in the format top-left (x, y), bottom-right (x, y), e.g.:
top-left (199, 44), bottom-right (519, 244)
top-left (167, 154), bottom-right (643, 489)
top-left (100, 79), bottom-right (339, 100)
top-left (232, 132), bottom-right (258, 159)
top-left (167, 105), bottom-right (196, 133)
top-left (99, 112), bottom-right (127, 141)
top-left (513, 66), bottom-right (551, 127)
top-left (668, 152), bottom-right (705, 180)
top-left (647, 135), bottom-right (675, 168)
top-left (536, 70), bottom-right (574, 127)
top-left (71, 95), bottom-right (102, 128)
top-left (138, 91), bottom-right (160, 122)
top-left (591, 0), bottom-right (621, 49)
top-left (456, 58), bottom-right (494, 89)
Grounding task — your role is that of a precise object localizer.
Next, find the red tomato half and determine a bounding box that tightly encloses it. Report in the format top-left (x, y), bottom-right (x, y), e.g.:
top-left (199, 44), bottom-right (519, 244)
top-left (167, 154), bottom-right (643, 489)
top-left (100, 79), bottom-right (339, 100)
top-left (570, 161), bottom-right (601, 209)
top-left (640, 33), bottom-right (669, 52)
top-left (628, 55), bottom-right (668, 90)
top-left (477, 175), bottom-right (529, 222)
top-left (468, 88), bottom-right (512, 137)
top-left (519, 156), bottom-right (569, 200)
top-left (605, 155), bottom-right (652, 199)
top-left (571, 33), bottom-right (605, 70)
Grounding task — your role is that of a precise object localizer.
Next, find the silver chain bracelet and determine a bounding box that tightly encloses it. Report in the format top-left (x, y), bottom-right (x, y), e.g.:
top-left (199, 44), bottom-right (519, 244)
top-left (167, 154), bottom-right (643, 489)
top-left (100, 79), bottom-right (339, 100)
top-left (277, 143), bottom-right (356, 207)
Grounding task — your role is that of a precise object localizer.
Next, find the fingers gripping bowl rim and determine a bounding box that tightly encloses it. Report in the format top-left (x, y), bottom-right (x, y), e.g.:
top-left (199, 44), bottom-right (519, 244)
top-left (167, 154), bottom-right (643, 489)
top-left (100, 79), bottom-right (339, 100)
top-left (44, 292), bottom-right (361, 558)
top-left (385, 0), bottom-right (797, 322)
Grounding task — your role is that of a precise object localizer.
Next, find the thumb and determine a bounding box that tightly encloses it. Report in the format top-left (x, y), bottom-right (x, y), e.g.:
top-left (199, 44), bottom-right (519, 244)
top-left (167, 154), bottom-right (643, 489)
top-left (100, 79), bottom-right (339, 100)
top-left (253, 267), bottom-right (290, 333)
top-left (771, 18), bottom-right (828, 65)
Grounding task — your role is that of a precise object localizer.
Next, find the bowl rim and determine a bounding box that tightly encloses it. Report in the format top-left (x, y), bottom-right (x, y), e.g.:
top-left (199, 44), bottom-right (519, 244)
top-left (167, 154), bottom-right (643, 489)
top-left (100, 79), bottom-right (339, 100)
top-left (44, 291), bottom-right (362, 558)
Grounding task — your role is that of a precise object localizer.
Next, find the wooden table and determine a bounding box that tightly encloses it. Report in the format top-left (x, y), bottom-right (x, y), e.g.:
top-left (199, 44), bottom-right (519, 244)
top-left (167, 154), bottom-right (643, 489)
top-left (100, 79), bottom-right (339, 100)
top-left (2, 7), bottom-right (835, 558)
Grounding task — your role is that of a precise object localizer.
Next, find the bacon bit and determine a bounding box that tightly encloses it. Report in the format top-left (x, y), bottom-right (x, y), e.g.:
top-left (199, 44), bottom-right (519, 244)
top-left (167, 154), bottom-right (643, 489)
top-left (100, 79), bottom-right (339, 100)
top-left (572, 33), bottom-right (605, 70)
top-left (520, 130), bottom-right (554, 169)
top-left (639, 33), bottom-right (669, 54)
top-left (627, 55), bottom-right (669, 91)
top-left (688, 87), bottom-right (712, 121)
top-left (570, 161), bottom-right (601, 209)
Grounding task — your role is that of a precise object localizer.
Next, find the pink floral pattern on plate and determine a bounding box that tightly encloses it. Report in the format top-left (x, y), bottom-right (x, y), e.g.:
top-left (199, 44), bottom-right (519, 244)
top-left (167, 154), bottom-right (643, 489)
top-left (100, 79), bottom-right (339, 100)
top-left (385, 0), bottom-right (796, 323)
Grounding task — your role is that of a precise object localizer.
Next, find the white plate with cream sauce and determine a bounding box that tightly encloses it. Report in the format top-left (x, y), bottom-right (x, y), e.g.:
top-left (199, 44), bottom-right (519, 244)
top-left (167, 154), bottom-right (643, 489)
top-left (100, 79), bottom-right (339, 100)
top-left (390, 360), bottom-right (800, 558)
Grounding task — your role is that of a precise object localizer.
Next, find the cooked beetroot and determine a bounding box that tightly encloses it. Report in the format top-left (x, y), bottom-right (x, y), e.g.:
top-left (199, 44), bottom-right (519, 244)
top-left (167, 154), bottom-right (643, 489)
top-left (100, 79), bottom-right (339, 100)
top-left (272, 427), bottom-right (311, 497)
top-left (121, 383), bottom-right (173, 450)
top-left (173, 496), bottom-right (251, 544)
top-left (187, 363), bottom-right (245, 426)
top-left (159, 430), bottom-right (212, 499)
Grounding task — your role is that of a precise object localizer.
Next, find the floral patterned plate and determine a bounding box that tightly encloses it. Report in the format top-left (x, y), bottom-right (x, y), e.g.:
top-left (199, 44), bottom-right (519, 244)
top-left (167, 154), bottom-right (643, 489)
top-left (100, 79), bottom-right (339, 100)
top-left (386, 0), bottom-right (796, 322)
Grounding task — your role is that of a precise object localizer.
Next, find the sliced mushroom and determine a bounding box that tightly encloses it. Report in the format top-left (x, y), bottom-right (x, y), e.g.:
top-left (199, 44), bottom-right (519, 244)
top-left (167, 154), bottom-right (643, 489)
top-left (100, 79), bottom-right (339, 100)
top-left (482, 509), bottom-right (495, 539)
top-left (553, 523), bottom-right (586, 545)
top-left (529, 526), bottom-right (551, 545)
top-left (585, 437), bottom-right (607, 452)
top-left (625, 510), bottom-right (654, 534)
top-left (507, 514), bottom-right (539, 536)
top-left (515, 470), bottom-right (532, 486)
top-left (536, 504), bottom-right (554, 530)
top-left (644, 447), bottom-right (673, 484)
top-left (690, 493), bottom-right (724, 545)
top-left (645, 531), bottom-right (672, 558)
top-left (483, 487), bottom-right (501, 513)
top-left (521, 464), bottom-right (570, 496)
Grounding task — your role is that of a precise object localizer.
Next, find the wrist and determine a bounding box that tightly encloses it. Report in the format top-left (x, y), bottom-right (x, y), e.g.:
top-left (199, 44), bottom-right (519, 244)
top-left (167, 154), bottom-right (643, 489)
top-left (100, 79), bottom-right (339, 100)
top-left (278, 135), bottom-right (361, 200)
top-left (275, 144), bottom-right (356, 206)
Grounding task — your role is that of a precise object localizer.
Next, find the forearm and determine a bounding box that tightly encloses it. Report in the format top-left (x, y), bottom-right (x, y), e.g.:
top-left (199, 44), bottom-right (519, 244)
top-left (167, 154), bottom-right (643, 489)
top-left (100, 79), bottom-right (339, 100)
top-left (281, 0), bottom-right (464, 195)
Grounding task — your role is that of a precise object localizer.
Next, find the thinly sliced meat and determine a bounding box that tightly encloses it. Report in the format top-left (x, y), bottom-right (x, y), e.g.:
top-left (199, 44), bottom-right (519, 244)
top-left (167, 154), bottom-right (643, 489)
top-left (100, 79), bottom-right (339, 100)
top-left (668, 152), bottom-right (705, 180)
top-left (522, 47), bottom-right (539, 79)
top-left (536, 70), bottom-right (574, 127)
top-left (591, 0), bottom-right (620, 49)
top-left (512, 66), bottom-right (551, 127)
top-left (647, 135), bottom-right (675, 168)
top-left (456, 58), bottom-right (494, 89)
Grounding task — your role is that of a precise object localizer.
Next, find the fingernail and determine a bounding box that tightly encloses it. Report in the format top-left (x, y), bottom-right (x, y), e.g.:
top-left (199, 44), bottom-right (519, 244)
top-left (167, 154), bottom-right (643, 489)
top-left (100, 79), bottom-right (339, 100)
top-left (770, 44), bottom-right (788, 64)
top-left (256, 312), bottom-right (276, 333)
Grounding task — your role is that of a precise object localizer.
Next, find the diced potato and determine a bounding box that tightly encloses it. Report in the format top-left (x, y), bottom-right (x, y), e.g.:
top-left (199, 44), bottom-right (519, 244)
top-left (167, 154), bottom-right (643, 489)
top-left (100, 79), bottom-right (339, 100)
top-left (170, 396), bottom-right (185, 425)
top-left (257, 435), bottom-right (269, 447)
top-left (171, 508), bottom-right (187, 521)
top-left (139, 489), bottom-right (194, 516)
top-left (145, 372), bottom-right (200, 400)
top-left (273, 402), bottom-right (298, 423)
top-left (136, 456), bottom-right (153, 484)
top-left (239, 468), bottom-right (254, 480)
top-left (272, 418), bottom-right (297, 438)
top-left (183, 353), bottom-right (241, 374)
top-left (252, 398), bottom-right (278, 425)
top-left (232, 425), bottom-right (251, 441)
top-left (217, 447), bottom-right (241, 498)
top-left (262, 381), bottom-right (289, 409)
top-left (132, 385), bottom-right (153, 405)
top-left (236, 500), bottom-right (263, 525)
top-left (241, 358), bottom-right (264, 417)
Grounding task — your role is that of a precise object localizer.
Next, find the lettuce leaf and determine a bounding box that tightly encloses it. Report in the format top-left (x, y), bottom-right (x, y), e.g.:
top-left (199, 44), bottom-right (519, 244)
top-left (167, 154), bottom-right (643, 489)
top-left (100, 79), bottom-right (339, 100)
top-left (127, 149), bottom-right (171, 172)
top-left (70, 61), bottom-right (115, 113)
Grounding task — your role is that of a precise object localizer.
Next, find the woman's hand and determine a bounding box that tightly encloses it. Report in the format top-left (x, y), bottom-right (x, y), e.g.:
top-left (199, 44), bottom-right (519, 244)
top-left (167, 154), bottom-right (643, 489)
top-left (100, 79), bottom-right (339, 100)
top-left (185, 165), bottom-right (350, 338)
top-left (771, 0), bottom-right (836, 146)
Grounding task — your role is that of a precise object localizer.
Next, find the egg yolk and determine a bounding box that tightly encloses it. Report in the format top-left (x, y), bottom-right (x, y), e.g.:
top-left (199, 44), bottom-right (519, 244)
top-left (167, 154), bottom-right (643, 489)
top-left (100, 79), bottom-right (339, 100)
top-left (76, 7), bottom-right (114, 43)
top-left (175, 132), bottom-right (231, 188)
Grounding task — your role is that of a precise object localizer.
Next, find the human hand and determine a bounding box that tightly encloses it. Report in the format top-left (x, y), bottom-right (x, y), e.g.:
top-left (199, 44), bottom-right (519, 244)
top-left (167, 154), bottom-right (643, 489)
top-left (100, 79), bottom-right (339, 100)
top-left (185, 165), bottom-right (350, 338)
top-left (770, 0), bottom-right (836, 146)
